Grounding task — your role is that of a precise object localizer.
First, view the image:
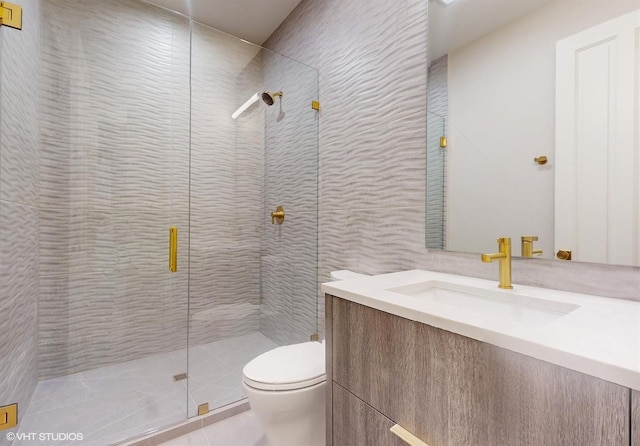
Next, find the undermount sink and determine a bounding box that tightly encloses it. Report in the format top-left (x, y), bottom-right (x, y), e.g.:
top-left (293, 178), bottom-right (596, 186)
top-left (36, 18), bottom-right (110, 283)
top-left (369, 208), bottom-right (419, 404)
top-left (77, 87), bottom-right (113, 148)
top-left (387, 280), bottom-right (580, 328)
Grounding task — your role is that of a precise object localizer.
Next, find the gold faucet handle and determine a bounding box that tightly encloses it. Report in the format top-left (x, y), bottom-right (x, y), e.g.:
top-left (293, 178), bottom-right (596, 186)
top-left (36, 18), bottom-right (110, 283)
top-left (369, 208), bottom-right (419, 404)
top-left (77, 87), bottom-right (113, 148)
top-left (521, 236), bottom-right (542, 257)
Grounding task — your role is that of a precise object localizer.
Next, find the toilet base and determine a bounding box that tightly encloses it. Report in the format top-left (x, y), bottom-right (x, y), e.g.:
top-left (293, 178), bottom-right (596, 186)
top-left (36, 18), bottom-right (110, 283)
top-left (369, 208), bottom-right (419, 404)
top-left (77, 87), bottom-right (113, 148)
top-left (242, 380), bottom-right (326, 446)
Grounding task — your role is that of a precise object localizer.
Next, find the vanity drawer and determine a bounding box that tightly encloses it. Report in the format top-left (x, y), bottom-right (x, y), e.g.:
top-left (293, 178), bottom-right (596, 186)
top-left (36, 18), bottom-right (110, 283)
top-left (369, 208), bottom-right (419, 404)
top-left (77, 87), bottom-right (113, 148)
top-left (414, 322), bottom-right (630, 446)
top-left (332, 297), bottom-right (416, 431)
top-left (333, 382), bottom-right (407, 446)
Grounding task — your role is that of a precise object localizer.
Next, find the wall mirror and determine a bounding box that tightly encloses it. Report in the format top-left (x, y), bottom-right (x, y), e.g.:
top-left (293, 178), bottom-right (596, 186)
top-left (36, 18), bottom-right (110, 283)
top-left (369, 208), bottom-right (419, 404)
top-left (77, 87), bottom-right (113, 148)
top-left (426, 0), bottom-right (640, 267)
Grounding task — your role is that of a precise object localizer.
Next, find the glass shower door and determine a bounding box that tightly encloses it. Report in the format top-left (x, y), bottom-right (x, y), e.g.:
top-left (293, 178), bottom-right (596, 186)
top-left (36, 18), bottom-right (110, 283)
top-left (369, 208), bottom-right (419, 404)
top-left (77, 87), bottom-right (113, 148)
top-left (187, 22), bottom-right (319, 418)
top-left (23, 0), bottom-right (191, 443)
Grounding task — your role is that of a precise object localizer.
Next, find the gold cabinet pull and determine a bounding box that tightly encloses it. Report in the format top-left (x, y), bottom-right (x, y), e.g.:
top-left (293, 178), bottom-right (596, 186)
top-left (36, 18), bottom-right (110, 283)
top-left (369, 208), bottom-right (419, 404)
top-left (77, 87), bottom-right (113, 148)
top-left (169, 226), bottom-right (178, 272)
top-left (390, 424), bottom-right (430, 446)
top-left (556, 249), bottom-right (572, 261)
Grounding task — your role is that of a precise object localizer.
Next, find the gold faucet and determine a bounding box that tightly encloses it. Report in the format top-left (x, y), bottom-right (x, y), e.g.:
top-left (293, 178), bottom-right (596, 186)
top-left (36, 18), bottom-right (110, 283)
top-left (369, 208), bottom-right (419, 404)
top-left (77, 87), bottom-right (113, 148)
top-left (481, 237), bottom-right (513, 289)
top-left (521, 236), bottom-right (543, 258)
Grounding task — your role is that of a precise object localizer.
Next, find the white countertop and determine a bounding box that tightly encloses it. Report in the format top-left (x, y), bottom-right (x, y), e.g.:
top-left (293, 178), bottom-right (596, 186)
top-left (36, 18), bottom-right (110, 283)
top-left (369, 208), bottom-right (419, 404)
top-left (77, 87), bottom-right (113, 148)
top-left (321, 269), bottom-right (640, 391)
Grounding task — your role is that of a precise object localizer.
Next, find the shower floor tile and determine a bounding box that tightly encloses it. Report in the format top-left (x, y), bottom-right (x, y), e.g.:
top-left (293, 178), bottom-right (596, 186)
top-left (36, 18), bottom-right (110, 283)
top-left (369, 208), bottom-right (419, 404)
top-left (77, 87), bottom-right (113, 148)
top-left (15, 332), bottom-right (276, 446)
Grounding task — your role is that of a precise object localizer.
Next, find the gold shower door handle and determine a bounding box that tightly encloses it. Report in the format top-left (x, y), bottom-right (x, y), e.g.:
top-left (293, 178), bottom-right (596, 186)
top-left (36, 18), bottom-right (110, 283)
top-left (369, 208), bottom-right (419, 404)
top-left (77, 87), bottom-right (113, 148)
top-left (169, 226), bottom-right (178, 272)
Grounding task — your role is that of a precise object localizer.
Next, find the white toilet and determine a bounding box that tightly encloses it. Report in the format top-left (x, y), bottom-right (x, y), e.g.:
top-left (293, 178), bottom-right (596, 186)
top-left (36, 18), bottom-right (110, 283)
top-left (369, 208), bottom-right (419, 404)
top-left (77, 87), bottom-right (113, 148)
top-left (242, 270), bottom-right (367, 446)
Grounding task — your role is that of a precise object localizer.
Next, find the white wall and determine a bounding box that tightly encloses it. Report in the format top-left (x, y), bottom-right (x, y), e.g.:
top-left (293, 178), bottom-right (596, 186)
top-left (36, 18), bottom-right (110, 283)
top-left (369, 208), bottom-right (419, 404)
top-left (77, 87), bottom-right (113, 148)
top-left (447, 0), bottom-right (639, 257)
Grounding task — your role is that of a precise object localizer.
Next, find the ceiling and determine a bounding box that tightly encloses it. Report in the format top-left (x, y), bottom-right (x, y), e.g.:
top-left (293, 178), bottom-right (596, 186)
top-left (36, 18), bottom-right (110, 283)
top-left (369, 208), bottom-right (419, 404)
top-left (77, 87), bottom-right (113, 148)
top-left (429, 0), bottom-right (554, 62)
top-left (146, 0), bottom-right (557, 62)
top-left (146, 0), bottom-right (304, 44)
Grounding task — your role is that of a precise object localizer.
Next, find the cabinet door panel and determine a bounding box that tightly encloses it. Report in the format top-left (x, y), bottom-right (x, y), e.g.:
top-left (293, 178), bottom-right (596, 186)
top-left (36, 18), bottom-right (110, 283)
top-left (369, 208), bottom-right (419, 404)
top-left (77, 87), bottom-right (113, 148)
top-left (333, 383), bottom-right (406, 446)
top-left (332, 298), bottom-right (416, 430)
top-left (415, 323), bottom-right (630, 446)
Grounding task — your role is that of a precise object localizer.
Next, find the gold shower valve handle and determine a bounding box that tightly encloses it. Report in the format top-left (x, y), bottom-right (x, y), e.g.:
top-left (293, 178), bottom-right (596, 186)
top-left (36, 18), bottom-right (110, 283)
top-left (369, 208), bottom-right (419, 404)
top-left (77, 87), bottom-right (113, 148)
top-left (271, 206), bottom-right (285, 225)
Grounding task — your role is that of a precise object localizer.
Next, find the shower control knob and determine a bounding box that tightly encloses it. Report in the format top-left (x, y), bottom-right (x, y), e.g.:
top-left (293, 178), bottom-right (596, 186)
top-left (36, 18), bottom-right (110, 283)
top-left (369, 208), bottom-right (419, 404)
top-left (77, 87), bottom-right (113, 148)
top-left (271, 206), bottom-right (285, 225)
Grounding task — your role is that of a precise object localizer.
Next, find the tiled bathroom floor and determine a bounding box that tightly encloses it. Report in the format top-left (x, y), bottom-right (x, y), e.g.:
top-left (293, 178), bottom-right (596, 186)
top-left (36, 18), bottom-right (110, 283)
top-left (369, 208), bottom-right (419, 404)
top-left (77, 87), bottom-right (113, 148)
top-left (157, 411), bottom-right (267, 446)
top-left (15, 332), bottom-right (276, 446)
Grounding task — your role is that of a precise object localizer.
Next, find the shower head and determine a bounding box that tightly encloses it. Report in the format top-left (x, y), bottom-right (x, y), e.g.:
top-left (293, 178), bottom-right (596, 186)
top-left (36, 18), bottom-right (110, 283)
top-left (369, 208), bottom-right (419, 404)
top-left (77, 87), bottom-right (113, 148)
top-left (261, 90), bottom-right (283, 106)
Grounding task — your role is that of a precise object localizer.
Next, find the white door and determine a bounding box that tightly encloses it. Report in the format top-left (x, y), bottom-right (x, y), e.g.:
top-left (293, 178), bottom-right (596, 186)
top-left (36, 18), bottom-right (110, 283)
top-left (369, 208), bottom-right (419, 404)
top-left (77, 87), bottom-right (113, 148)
top-left (555, 9), bottom-right (640, 266)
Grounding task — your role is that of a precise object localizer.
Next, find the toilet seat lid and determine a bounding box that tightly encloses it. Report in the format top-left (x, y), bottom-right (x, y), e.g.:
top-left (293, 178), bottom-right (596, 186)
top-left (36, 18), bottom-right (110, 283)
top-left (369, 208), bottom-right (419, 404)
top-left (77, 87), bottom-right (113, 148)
top-left (243, 341), bottom-right (325, 391)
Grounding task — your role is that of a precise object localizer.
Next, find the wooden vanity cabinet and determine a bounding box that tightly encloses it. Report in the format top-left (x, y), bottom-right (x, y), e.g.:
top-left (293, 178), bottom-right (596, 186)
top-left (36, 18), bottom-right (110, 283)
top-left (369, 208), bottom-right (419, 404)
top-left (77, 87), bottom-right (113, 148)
top-left (327, 295), bottom-right (631, 446)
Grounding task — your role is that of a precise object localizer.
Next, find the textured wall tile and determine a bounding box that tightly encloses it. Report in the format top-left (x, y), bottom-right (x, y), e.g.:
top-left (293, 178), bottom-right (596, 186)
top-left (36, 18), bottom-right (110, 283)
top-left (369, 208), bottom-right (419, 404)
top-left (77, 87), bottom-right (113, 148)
top-left (188, 23), bottom-right (265, 350)
top-left (319, 111), bottom-right (426, 211)
top-left (0, 282), bottom-right (39, 426)
top-left (0, 201), bottom-right (39, 309)
top-left (0, 0), bottom-right (40, 431)
top-left (269, 0), bottom-right (427, 148)
top-left (0, 0), bottom-right (40, 207)
top-left (260, 211), bottom-right (318, 343)
top-left (260, 250), bottom-right (318, 345)
top-left (265, 0), bottom-right (428, 338)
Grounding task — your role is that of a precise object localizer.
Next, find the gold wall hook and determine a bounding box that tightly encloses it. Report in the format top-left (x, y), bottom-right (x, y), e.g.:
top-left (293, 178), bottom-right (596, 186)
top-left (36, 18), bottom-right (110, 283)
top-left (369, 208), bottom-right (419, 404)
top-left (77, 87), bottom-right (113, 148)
top-left (271, 206), bottom-right (285, 224)
top-left (556, 249), bottom-right (572, 260)
top-left (534, 156), bottom-right (548, 165)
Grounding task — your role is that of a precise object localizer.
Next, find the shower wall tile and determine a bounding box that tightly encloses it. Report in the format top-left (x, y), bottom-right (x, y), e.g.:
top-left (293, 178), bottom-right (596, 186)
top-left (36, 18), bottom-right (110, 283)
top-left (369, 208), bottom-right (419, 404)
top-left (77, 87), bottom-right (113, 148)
top-left (0, 201), bottom-right (40, 306)
top-left (0, 0), bottom-right (40, 207)
top-left (188, 23), bottom-right (265, 350)
top-left (188, 247), bottom-right (260, 346)
top-left (266, 0), bottom-right (427, 335)
top-left (0, 0), bottom-right (40, 425)
top-left (260, 248), bottom-right (318, 345)
top-left (0, 281), bottom-right (38, 440)
top-left (267, 0), bottom-right (428, 148)
top-left (261, 209), bottom-right (317, 260)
